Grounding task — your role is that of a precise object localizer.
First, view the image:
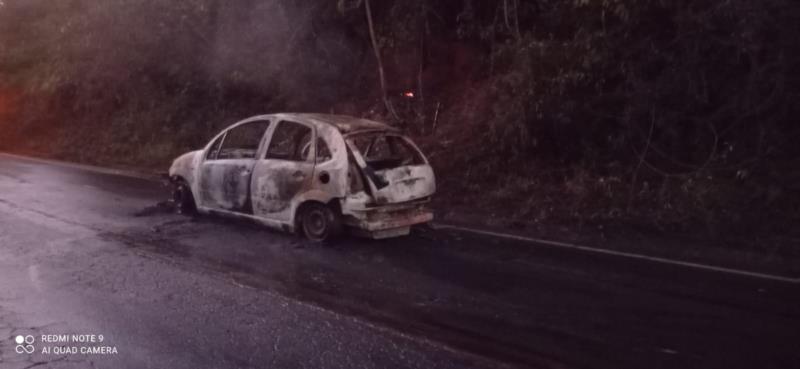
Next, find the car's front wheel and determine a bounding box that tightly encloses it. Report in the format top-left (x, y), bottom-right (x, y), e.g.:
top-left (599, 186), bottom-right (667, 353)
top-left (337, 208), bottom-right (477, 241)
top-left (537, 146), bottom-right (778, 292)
top-left (172, 180), bottom-right (197, 215)
top-left (299, 202), bottom-right (341, 242)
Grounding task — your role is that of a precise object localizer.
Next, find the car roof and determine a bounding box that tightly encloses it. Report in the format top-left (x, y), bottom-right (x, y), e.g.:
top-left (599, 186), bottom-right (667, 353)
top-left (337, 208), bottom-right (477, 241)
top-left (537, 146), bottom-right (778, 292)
top-left (270, 113), bottom-right (399, 134)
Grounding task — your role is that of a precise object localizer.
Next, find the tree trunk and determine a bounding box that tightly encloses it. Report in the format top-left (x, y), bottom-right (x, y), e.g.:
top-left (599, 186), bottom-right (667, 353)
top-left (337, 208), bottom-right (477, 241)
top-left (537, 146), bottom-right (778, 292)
top-left (364, 0), bottom-right (398, 120)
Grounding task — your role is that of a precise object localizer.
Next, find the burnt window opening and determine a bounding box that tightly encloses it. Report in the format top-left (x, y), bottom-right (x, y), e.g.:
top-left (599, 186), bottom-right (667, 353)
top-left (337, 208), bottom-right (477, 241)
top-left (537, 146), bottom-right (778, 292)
top-left (316, 138), bottom-right (332, 163)
top-left (217, 120), bottom-right (270, 160)
top-left (348, 160), bottom-right (365, 193)
top-left (266, 121), bottom-right (313, 162)
top-left (348, 133), bottom-right (424, 171)
top-left (206, 134), bottom-right (225, 160)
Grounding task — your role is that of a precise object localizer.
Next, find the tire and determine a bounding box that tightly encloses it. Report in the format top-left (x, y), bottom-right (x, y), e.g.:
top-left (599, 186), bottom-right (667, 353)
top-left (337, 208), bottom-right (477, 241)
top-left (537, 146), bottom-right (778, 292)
top-left (172, 180), bottom-right (197, 215)
top-left (299, 202), bottom-right (342, 242)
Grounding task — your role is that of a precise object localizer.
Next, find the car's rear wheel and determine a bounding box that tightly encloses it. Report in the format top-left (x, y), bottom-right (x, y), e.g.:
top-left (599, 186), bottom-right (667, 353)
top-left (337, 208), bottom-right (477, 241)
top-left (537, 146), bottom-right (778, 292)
top-left (299, 202), bottom-right (341, 242)
top-left (172, 180), bottom-right (197, 215)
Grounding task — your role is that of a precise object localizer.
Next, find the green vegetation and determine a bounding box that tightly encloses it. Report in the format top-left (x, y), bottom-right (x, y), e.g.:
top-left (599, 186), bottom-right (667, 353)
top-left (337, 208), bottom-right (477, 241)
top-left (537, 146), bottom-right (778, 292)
top-left (1, 0), bottom-right (798, 245)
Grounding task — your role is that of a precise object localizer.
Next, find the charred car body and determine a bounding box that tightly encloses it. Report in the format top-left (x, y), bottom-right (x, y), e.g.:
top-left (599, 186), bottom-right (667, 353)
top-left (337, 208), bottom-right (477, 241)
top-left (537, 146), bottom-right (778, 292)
top-left (168, 113), bottom-right (435, 241)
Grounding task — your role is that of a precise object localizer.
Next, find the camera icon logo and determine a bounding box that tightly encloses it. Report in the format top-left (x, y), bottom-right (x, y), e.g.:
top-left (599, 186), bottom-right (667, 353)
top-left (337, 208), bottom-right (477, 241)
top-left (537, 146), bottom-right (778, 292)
top-left (14, 335), bottom-right (35, 354)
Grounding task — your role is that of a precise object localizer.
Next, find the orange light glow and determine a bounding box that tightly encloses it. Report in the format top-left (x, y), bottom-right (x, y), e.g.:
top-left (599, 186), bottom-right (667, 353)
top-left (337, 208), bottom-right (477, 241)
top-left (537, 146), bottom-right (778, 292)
top-left (403, 91), bottom-right (414, 98)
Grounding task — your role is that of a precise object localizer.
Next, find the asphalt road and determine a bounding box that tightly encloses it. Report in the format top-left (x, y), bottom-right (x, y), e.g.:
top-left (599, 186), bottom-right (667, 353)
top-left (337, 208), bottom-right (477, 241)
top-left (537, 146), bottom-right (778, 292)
top-left (0, 153), bottom-right (798, 369)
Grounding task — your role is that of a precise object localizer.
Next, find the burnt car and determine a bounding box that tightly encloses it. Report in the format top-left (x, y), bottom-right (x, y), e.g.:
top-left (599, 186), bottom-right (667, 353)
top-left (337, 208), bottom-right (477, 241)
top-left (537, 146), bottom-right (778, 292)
top-left (168, 113), bottom-right (435, 241)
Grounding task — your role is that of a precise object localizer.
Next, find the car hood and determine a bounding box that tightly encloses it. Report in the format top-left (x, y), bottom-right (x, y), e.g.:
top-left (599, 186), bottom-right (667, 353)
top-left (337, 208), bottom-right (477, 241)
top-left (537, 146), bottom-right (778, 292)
top-left (169, 150), bottom-right (202, 180)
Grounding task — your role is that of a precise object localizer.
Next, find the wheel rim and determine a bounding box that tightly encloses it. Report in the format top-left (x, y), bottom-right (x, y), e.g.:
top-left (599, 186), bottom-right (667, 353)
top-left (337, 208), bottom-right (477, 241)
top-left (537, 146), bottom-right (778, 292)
top-left (173, 184), bottom-right (189, 212)
top-left (304, 209), bottom-right (328, 240)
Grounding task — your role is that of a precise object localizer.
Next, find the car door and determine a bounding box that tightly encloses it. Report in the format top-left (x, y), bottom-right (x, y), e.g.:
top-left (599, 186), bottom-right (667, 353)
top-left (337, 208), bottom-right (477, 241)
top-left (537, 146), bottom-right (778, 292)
top-left (250, 120), bottom-right (316, 222)
top-left (198, 120), bottom-right (271, 212)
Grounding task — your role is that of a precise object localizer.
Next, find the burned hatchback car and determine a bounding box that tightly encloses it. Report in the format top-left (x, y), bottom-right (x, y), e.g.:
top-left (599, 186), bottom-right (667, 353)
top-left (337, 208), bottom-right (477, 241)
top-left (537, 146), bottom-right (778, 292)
top-left (168, 113), bottom-right (436, 241)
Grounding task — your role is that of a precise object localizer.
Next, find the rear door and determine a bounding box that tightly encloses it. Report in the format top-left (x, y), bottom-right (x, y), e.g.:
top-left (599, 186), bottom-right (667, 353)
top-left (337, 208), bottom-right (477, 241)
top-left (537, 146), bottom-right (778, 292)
top-left (250, 120), bottom-right (316, 222)
top-left (347, 132), bottom-right (436, 204)
top-left (198, 120), bottom-right (271, 212)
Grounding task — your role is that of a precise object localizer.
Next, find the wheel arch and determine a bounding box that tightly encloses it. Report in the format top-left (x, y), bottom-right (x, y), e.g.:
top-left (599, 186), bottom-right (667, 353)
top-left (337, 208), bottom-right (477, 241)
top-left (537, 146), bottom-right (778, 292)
top-left (292, 191), bottom-right (343, 234)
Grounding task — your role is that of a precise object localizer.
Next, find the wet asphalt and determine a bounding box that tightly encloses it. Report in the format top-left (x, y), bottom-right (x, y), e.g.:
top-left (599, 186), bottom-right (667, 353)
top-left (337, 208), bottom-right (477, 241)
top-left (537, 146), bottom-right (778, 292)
top-left (0, 153), bottom-right (798, 369)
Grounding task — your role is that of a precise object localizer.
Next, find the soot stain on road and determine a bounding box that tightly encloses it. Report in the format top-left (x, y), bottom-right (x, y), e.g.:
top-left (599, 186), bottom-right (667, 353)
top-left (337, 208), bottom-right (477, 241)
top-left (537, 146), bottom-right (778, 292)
top-left (132, 200), bottom-right (175, 217)
top-left (102, 231), bottom-right (193, 258)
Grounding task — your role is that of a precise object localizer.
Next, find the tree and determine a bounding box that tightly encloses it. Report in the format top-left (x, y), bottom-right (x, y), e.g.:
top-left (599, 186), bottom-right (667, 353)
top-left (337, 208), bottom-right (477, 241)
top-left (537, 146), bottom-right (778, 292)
top-left (339, 0), bottom-right (398, 120)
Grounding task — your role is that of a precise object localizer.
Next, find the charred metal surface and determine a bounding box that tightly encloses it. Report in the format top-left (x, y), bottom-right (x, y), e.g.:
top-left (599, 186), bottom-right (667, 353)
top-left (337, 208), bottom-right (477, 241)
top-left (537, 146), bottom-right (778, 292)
top-left (342, 199), bottom-right (433, 235)
top-left (168, 150), bottom-right (200, 184)
top-left (371, 165), bottom-right (435, 204)
top-left (311, 122), bottom-right (349, 198)
top-left (197, 160), bottom-right (254, 212)
top-left (168, 113), bottom-right (437, 239)
top-left (252, 161), bottom-right (309, 215)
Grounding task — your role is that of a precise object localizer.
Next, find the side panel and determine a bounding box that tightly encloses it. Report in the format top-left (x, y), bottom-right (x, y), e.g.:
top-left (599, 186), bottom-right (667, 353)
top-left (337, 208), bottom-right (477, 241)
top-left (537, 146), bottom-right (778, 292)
top-left (308, 123), bottom-right (349, 198)
top-left (251, 161), bottom-right (314, 220)
top-left (198, 159), bottom-right (255, 211)
top-left (251, 119), bottom-right (316, 222)
top-left (285, 124), bottom-right (350, 222)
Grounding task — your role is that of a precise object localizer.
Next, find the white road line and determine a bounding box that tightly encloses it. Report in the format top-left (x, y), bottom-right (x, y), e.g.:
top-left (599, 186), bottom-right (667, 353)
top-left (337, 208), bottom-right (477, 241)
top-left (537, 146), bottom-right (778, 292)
top-left (434, 224), bottom-right (800, 284)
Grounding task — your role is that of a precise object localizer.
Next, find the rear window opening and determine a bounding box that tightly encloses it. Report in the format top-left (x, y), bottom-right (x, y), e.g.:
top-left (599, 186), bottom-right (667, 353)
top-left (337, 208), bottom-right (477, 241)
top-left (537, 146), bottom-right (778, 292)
top-left (347, 133), bottom-right (425, 171)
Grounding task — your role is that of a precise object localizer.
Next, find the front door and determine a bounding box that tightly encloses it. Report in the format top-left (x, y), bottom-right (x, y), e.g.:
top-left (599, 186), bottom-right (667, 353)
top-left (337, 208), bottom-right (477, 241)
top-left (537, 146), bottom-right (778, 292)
top-left (198, 120), bottom-right (271, 212)
top-left (251, 120), bottom-right (315, 222)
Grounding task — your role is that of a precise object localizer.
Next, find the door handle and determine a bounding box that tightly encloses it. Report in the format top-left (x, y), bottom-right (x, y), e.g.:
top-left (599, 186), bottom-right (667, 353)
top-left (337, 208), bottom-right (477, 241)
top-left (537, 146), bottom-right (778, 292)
top-left (292, 170), bottom-right (305, 178)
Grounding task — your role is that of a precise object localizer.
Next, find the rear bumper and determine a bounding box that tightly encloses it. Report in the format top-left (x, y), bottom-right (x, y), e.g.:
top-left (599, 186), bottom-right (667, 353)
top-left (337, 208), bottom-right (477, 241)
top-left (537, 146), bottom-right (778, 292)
top-left (343, 201), bottom-right (433, 234)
